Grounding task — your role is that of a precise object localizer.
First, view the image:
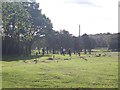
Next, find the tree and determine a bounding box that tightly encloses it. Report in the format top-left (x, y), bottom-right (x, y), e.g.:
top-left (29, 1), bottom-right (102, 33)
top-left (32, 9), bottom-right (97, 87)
top-left (46, 30), bottom-right (74, 53)
top-left (89, 33), bottom-right (110, 48)
top-left (88, 38), bottom-right (96, 54)
top-left (81, 33), bottom-right (95, 54)
top-left (2, 2), bottom-right (53, 55)
top-left (72, 36), bottom-right (83, 53)
top-left (108, 33), bottom-right (120, 51)
top-left (2, 2), bottom-right (31, 55)
top-left (25, 2), bottom-right (53, 52)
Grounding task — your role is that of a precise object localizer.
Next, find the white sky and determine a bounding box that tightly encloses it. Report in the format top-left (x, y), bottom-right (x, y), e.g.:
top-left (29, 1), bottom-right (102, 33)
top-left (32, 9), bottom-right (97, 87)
top-left (36, 0), bottom-right (118, 36)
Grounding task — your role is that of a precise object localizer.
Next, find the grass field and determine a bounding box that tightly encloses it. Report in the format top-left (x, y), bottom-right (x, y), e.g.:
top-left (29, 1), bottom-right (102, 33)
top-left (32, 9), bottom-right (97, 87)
top-left (1, 51), bottom-right (118, 88)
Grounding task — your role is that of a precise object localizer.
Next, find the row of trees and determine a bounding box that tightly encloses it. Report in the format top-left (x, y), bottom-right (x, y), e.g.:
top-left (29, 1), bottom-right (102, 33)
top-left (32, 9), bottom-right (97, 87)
top-left (32, 31), bottom-right (120, 53)
top-left (1, 2), bottom-right (119, 56)
top-left (2, 2), bottom-right (96, 55)
top-left (32, 30), bottom-right (96, 54)
top-left (89, 33), bottom-right (120, 51)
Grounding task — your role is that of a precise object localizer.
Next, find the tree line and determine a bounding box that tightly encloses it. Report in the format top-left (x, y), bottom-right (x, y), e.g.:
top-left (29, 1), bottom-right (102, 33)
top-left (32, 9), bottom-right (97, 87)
top-left (89, 33), bottom-right (120, 51)
top-left (1, 2), bottom-right (120, 56)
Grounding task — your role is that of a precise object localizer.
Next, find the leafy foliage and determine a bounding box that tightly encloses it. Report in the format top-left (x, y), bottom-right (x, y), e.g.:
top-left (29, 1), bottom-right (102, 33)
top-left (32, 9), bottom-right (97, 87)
top-left (108, 33), bottom-right (120, 51)
top-left (81, 33), bottom-right (96, 54)
top-left (2, 2), bottom-right (53, 55)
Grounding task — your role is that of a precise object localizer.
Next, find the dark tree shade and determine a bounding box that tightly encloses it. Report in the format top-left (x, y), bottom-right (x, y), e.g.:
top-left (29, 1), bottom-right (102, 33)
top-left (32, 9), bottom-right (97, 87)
top-left (108, 33), bottom-right (120, 51)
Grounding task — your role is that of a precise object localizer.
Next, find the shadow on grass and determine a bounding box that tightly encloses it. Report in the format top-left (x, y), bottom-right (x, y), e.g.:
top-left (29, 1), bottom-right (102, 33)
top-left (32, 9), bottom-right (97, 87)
top-left (2, 54), bottom-right (52, 62)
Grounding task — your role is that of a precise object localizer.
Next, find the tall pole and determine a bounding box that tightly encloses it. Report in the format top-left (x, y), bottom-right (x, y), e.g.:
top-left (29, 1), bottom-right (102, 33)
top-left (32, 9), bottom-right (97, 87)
top-left (79, 24), bottom-right (80, 37)
top-left (79, 24), bottom-right (82, 52)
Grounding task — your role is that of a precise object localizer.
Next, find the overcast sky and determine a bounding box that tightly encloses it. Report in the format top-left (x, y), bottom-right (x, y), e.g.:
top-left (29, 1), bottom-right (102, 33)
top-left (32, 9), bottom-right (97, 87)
top-left (36, 0), bottom-right (118, 36)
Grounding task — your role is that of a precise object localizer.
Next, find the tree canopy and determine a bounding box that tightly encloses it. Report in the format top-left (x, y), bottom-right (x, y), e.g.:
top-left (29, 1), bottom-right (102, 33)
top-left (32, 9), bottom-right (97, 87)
top-left (2, 2), bottom-right (53, 55)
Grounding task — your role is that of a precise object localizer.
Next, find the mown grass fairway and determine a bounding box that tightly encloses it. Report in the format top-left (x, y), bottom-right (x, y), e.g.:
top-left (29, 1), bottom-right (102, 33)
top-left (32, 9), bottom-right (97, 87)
top-left (2, 51), bottom-right (118, 88)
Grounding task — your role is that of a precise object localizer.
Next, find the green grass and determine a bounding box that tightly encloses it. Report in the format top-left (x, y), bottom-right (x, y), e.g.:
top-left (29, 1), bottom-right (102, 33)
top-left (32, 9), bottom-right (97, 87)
top-left (1, 51), bottom-right (118, 88)
top-left (0, 57), bottom-right (2, 89)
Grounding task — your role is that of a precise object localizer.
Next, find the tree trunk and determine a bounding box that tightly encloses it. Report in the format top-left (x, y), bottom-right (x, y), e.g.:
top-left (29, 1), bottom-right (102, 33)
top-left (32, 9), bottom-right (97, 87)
top-left (89, 49), bottom-right (91, 54)
top-left (84, 48), bottom-right (87, 54)
top-left (28, 44), bottom-right (31, 55)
